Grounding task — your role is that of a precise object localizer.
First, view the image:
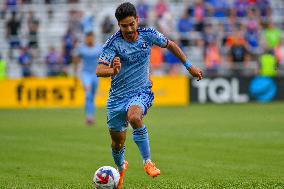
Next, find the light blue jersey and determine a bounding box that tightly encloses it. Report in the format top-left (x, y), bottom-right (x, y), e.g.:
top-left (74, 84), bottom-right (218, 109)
top-left (75, 43), bottom-right (102, 119)
top-left (76, 44), bottom-right (102, 74)
top-left (98, 27), bottom-right (168, 131)
top-left (99, 28), bottom-right (168, 98)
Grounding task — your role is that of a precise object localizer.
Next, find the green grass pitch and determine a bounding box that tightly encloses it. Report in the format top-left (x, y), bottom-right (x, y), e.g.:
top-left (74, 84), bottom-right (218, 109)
top-left (0, 103), bottom-right (284, 189)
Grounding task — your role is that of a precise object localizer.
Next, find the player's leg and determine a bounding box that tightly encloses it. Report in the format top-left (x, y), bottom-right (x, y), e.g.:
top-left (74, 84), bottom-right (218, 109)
top-left (109, 127), bottom-right (128, 189)
top-left (85, 86), bottom-right (95, 123)
top-left (107, 108), bottom-right (129, 188)
top-left (110, 130), bottom-right (127, 172)
top-left (126, 90), bottom-right (160, 177)
top-left (107, 108), bottom-right (128, 170)
top-left (81, 73), bottom-right (94, 124)
top-left (127, 105), bottom-right (151, 163)
top-left (89, 78), bottom-right (98, 122)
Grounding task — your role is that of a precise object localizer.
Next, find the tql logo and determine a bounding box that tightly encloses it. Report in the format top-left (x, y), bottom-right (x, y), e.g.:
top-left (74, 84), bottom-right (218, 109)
top-left (249, 76), bottom-right (276, 102)
top-left (192, 78), bottom-right (249, 103)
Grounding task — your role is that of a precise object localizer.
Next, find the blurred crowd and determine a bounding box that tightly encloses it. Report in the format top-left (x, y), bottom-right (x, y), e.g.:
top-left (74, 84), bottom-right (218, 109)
top-left (0, 0), bottom-right (283, 79)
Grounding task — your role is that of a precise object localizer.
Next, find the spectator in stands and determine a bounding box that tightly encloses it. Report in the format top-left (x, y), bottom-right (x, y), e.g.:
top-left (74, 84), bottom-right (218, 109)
top-left (0, 54), bottom-right (7, 80)
top-left (6, 11), bottom-right (22, 58)
top-left (101, 15), bottom-right (115, 43)
top-left (247, 0), bottom-right (256, 6)
top-left (189, 38), bottom-right (205, 72)
top-left (207, 0), bottom-right (229, 19)
top-left (4, 0), bottom-right (21, 14)
top-left (192, 0), bottom-right (205, 32)
top-left (164, 41), bottom-right (181, 75)
top-left (245, 29), bottom-right (259, 55)
top-left (203, 23), bottom-right (216, 48)
top-left (204, 39), bottom-right (221, 76)
top-left (158, 12), bottom-right (175, 37)
top-left (244, 9), bottom-right (260, 55)
top-left (186, 1), bottom-right (194, 18)
top-left (47, 8), bottom-right (54, 20)
top-left (259, 49), bottom-right (277, 77)
top-left (244, 8), bottom-right (260, 56)
top-left (177, 11), bottom-right (193, 33)
top-left (150, 45), bottom-right (164, 75)
top-left (225, 27), bottom-right (237, 49)
top-left (274, 40), bottom-right (284, 73)
top-left (62, 28), bottom-right (77, 76)
top-left (136, 0), bottom-right (150, 27)
top-left (255, 0), bottom-right (271, 21)
top-left (245, 8), bottom-right (259, 33)
top-left (0, 7), bottom-right (4, 19)
top-left (177, 11), bottom-right (193, 47)
top-left (18, 46), bottom-right (33, 77)
top-left (263, 21), bottom-right (282, 51)
top-left (217, 23), bottom-right (227, 48)
top-left (234, 0), bottom-right (249, 17)
top-left (68, 9), bottom-right (82, 37)
top-left (228, 31), bottom-right (250, 76)
top-left (155, 0), bottom-right (168, 19)
top-left (45, 47), bottom-right (62, 77)
top-left (223, 13), bottom-right (237, 34)
top-left (27, 10), bottom-right (40, 49)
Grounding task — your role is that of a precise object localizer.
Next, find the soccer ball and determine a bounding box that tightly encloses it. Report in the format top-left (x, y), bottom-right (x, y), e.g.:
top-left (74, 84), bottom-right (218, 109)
top-left (93, 166), bottom-right (120, 189)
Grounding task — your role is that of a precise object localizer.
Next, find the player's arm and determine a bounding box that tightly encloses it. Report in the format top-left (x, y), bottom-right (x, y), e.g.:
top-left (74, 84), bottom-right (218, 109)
top-left (96, 57), bottom-right (121, 77)
top-left (72, 55), bottom-right (81, 74)
top-left (166, 40), bottom-right (203, 81)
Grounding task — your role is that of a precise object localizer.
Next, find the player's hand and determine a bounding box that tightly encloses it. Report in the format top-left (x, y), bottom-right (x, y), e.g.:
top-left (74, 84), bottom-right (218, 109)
top-left (188, 66), bottom-right (203, 81)
top-left (113, 57), bottom-right (121, 75)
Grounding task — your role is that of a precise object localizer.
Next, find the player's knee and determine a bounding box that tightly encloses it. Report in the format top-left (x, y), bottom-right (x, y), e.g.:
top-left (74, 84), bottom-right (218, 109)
top-left (111, 141), bottom-right (124, 151)
top-left (128, 114), bottom-right (142, 128)
top-left (84, 85), bottom-right (91, 92)
top-left (85, 92), bottom-right (93, 101)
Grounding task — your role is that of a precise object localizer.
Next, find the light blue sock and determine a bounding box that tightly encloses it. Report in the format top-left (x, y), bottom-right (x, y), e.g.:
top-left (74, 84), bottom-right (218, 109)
top-left (133, 125), bottom-right (150, 162)
top-left (85, 90), bottom-right (94, 118)
top-left (112, 146), bottom-right (125, 172)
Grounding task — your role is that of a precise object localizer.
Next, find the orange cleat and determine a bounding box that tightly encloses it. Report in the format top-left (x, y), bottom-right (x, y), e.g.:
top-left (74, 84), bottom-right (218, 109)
top-left (144, 162), bottom-right (160, 178)
top-left (117, 160), bottom-right (128, 189)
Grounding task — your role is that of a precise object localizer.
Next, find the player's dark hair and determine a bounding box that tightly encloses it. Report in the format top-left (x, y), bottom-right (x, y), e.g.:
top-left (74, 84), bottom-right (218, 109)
top-left (115, 2), bottom-right (137, 22)
top-left (85, 31), bottom-right (94, 37)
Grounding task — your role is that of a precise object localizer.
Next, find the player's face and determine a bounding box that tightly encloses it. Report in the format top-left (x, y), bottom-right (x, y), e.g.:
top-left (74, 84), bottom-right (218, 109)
top-left (118, 16), bottom-right (138, 42)
top-left (85, 34), bottom-right (94, 46)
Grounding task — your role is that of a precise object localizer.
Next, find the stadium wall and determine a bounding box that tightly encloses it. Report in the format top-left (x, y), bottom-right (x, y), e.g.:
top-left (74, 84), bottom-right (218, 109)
top-left (0, 76), bottom-right (188, 108)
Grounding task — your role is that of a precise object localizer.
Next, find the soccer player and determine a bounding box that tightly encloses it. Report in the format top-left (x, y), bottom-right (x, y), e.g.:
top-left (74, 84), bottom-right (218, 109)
top-left (96, 2), bottom-right (203, 188)
top-left (73, 32), bottom-right (102, 125)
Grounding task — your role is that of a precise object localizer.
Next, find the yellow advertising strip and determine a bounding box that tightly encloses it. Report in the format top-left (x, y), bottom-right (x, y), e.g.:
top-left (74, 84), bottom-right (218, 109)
top-left (0, 76), bottom-right (188, 108)
top-left (151, 76), bottom-right (188, 106)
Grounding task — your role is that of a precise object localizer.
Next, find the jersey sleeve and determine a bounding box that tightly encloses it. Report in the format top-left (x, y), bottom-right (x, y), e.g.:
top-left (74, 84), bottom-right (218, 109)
top-left (143, 28), bottom-right (168, 48)
top-left (98, 43), bottom-right (116, 66)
